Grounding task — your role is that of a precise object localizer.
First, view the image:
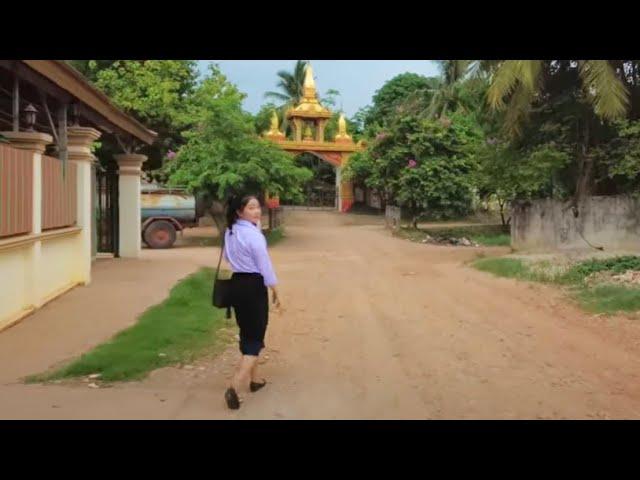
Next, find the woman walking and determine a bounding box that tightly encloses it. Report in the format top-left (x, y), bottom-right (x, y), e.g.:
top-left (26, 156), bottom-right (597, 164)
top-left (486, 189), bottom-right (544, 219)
top-left (222, 194), bottom-right (281, 410)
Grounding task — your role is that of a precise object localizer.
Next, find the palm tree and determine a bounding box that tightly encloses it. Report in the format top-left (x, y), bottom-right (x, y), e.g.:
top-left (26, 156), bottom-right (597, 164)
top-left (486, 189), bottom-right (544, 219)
top-left (486, 60), bottom-right (631, 206)
top-left (264, 60), bottom-right (308, 105)
top-left (426, 60), bottom-right (486, 119)
top-left (264, 60), bottom-right (308, 135)
top-left (486, 60), bottom-right (630, 137)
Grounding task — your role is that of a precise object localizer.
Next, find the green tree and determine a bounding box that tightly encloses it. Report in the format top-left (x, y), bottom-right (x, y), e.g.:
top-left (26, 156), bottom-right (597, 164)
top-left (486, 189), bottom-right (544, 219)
top-left (364, 72), bottom-right (440, 131)
top-left (322, 89), bottom-right (341, 109)
top-left (68, 60), bottom-right (118, 82)
top-left (264, 60), bottom-right (308, 106)
top-left (345, 111), bottom-right (481, 224)
top-left (254, 102), bottom-right (281, 135)
top-left (264, 60), bottom-right (308, 136)
top-left (164, 65), bottom-right (312, 232)
top-left (351, 107), bottom-right (370, 137)
top-left (475, 141), bottom-right (571, 225)
top-left (597, 120), bottom-right (640, 193)
top-left (485, 60), bottom-right (640, 208)
top-left (487, 60), bottom-right (630, 135)
top-left (68, 60), bottom-right (200, 171)
top-left (426, 60), bottom-right (488, 120)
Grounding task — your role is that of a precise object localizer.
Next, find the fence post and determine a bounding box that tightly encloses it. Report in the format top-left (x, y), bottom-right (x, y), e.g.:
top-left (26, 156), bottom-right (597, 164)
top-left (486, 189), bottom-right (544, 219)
top-left (68, 127), bottom-right (101, 284)
top-left (1, 131), bottom-right (53, 309)
top-left (114, 154), bottom-right (147, 258)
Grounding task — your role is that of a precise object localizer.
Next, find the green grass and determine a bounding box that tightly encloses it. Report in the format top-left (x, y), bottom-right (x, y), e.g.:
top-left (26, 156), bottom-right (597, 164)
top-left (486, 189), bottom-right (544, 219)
top-left (577, 284), bottom-right (640, 314)
top-left (27, 268), bottom-right (234, 383)
top-left (473, 257), bottom-right (531, 280)
top-left (470, 233), bottom-right (511, 247)
top-left (265, 226), bottom-right (285, 246)
top-left (564, 256), bottom-right (640, 281)
top-left (472, 255), bottom-right (640, 315)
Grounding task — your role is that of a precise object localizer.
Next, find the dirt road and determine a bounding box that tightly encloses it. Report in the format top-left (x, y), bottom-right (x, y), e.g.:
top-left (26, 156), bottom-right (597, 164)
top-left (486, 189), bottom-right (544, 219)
top-left (2, 211), bottom-right (640, 419)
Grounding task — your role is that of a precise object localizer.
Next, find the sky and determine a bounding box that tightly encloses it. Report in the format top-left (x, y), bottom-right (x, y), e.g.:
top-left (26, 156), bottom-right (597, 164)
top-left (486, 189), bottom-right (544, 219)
top-left (197, 60), bottom-right (441, 117)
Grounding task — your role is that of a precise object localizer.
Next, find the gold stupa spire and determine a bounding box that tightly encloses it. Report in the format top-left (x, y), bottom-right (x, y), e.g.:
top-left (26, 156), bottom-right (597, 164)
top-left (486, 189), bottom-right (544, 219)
top-left (302, 63), bottom-right (317, 100)
top-left (335, 113), bottom-right (352, 142)
top-left (286, 61), bottom-right (332, 121)
top-left (264, 109), bottom-right (285, 140)
top-left (270, 110), bottom-right (280, 130)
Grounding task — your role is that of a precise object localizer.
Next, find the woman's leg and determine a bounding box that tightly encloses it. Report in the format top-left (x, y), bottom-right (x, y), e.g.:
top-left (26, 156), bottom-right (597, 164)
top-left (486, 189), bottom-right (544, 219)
top-left (231, 355), bottom-right (259, 392)
top-left (250, 358), bottom-right (261, 383)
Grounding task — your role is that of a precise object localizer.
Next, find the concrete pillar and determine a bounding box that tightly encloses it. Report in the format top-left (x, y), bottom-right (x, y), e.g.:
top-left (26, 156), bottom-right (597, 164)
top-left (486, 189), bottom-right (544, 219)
top-left (293, 119), bottom-right (303, 142)
top-left (114, 153), bottom-right (146, 258)
top-left (316, 119), bottom-right (327, 143)
top-left (67, 126), bottom-right (101, 284)
top-left (0, 131), bottom-right (53, 307)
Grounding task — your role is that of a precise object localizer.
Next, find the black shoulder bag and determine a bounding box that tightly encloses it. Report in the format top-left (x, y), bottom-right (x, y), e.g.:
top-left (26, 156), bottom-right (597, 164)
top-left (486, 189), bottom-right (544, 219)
top-left (212, 229), bottom-right (233, 319)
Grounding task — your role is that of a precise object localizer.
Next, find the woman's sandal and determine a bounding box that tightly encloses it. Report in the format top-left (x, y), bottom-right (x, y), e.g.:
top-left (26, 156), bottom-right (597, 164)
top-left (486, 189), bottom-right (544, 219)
top-left (250, 380), bottom-right (267, 393)
top-left (225, 387), bottom-right (241, 409)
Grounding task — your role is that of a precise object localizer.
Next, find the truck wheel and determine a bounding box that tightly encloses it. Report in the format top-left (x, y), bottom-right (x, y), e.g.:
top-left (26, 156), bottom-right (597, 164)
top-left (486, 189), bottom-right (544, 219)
top-left (143, 220), bottom-right (177, 249)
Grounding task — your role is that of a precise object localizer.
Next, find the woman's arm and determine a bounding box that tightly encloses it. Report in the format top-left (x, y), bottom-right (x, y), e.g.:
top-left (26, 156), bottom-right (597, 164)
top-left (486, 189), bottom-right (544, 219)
top-left (269, 285), bottom-right (281, 309)
top-left (251, 234), bottom-right (281, 309)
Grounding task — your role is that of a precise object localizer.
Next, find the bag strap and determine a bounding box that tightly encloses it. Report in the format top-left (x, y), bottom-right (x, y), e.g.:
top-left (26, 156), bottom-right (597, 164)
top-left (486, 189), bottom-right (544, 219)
top-left (215, 227), bottom-right (226, 283)
top-left (215, 228), bottom-right (233, 319)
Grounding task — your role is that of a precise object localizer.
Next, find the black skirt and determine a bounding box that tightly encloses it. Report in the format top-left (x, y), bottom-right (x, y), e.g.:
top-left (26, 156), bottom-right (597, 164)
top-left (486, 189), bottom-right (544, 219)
top-left (231, 272), bottom-right (269, 356)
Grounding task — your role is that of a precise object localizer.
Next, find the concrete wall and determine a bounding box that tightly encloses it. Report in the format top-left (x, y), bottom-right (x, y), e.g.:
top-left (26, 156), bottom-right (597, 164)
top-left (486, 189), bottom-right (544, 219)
top-left (0, 231), bottom-right (83, 331)
top-left (0, 246), bottom-right (30, 325)
top-left (0, 132), bottom-right (92, 331)
top-left (39, 234), bottom-right (83, 302)
top-left (511, 195), bottom-right (640, 252)
top-left (367, 190), bottom-right (382, 209)
top-left (354, 186), bottom-right (383, 210)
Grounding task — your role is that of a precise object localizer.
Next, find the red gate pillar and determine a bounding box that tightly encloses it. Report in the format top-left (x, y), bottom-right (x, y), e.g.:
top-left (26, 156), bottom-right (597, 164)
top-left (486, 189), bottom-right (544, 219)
top-left (265, 192), bottom-right (280, 209)
top-left (265, 191), bottom-right (280, 229)
top-left (339, 153), bottom-right (354, 212)
top-left (340, 181), bottom-right (354, 212)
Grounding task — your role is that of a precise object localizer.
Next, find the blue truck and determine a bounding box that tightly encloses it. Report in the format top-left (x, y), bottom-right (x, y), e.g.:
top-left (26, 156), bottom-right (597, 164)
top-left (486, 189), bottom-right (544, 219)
top-left (140, 183), bottom-right (198, 249)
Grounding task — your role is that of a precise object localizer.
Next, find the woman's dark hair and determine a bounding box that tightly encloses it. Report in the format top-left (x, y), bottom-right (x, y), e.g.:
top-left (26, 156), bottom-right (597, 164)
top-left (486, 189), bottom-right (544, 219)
top-left (226, 194), bottom-right (260, 233)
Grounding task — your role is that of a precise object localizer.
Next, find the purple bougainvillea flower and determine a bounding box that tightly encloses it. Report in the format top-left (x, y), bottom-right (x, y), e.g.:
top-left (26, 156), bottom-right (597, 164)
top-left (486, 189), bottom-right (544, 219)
top-left (166, 150), bottom-right (176, 159)
top-left (407, 159), bottom-right (417, 168)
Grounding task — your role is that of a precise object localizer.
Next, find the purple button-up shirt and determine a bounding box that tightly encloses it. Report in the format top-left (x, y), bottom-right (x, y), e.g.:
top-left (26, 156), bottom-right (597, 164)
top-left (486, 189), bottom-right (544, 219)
top-left (223, 219), bottom-right (278, 287)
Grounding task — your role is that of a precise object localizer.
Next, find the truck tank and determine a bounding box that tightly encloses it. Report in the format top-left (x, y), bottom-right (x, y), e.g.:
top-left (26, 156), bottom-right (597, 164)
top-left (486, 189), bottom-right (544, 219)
top-left (141, 184), bottom-right (196, 227)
